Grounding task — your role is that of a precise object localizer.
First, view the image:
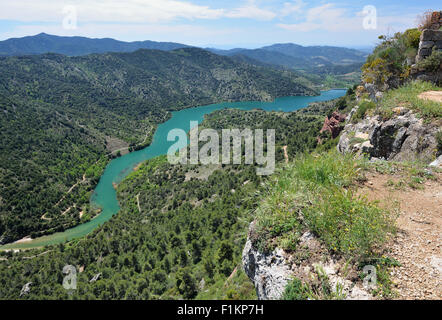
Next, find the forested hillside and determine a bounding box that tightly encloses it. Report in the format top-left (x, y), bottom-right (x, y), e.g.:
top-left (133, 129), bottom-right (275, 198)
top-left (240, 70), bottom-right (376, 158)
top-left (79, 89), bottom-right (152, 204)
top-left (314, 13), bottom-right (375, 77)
top-left (0, 47), bottom-right (317, 243)
top-left (209, 43), bottom-right (367, 88)
top-left (0, 32), bottom-right (364, 89)
top-left (210, 43), bottom-right (367, 70)
top-left (0, 96), bottom-right (342, 299)
top-left (0, 33), bottom-right (189, 56)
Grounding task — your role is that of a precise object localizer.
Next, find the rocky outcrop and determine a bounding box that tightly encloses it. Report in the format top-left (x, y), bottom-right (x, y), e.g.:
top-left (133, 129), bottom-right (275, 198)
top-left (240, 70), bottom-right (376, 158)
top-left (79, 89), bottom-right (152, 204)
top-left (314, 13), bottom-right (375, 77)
top-left (242, 227), bottom-right (373, 300)
top-left (416, 29), bottom-right (442, 62)
top-left (415, 10), bottom-right (442, 63)
top-left (242, 239), bottom-right (292, 300)
top-left (412, 12), bottom-right (442, 84)
top-left (338, 107), bottom-right (440, 162)
top-left (319, 112), bottom-right (347, 139)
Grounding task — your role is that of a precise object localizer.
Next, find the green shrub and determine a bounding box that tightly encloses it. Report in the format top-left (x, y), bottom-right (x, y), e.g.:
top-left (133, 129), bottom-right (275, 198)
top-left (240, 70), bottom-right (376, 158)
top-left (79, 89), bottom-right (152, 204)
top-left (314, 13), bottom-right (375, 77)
top-left (316, 136), bottom-right (340, 153)
top-left (416, 48), bottom-right (442, 73)
top-left (379, 80), bottom-right (442, 119)
top-left (283, 266), bottom-right (346, 300)
top-left (291, 151), bottom-right (363, 188)
top-left (304, 189), bottom-right (395, 258)
top-left (362, 57), bottom-right (392, 85)
top-left (359, 257), bottom-right (401, 298)
top-left (252, 150), bottom-right (398, 260)
top-left (282, 278), bottom-right (311, 300)
top-left (362, 28), bottom-right (422, 86)
top-left (254, 151), bottom-right (395, 261)
top-left (352, 100), bottom-right (376, 123)
top-left (403, 28), bottom-right (421, 49)
top-left (335, 96), bottom-right (348, 110)
top-left (252, 151), bottom-right (365, 252)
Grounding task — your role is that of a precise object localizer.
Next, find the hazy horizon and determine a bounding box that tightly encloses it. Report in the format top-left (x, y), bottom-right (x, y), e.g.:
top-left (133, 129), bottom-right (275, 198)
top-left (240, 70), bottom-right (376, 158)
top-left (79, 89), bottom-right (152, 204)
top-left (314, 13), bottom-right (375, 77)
top-left (0, 32), bottom-right (377, 51)
top-left (0, 0), bottom-right (439, 48)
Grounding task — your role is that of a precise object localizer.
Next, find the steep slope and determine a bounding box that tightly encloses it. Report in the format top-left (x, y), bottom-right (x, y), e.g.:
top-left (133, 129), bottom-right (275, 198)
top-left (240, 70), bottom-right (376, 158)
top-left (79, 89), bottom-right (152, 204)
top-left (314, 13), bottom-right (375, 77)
top-left (242, 82), bottom-right (440, 301)
top-left (240, 20), bottom-right (441, 298)
top-left (0, 48), bottom-right (317, 115)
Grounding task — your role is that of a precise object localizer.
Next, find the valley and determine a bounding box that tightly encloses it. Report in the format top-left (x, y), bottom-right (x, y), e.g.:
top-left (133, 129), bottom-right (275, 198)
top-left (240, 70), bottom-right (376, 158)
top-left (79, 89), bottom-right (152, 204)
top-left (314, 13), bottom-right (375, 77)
top-left (0, 7), bottom-right (440, 302)
top-left (0, 95), bottom-right (346, 299)
top-left (0, 47), bottom-right (317, 243)
top-left (0, 90), bottom-right (346, 250)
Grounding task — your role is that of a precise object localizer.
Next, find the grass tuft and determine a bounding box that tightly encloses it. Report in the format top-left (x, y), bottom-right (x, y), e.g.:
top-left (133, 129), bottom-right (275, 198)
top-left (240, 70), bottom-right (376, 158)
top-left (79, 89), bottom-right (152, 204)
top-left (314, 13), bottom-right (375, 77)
top-left (378, 81), bottom-right (442, 119)
top-left (252, 150), bottom-right (395, 260)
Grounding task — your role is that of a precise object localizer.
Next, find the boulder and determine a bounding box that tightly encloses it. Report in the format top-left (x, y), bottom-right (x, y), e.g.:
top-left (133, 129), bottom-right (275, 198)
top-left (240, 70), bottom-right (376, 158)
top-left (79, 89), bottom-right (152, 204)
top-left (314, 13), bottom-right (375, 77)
top-left (242, 229), bottom-right (373, 300)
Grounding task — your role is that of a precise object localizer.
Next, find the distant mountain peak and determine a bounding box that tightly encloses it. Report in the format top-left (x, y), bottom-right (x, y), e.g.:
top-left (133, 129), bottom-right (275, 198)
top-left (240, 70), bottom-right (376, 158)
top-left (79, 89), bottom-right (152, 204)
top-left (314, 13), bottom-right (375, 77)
top-left (0, 33), bottom-right (189, 56)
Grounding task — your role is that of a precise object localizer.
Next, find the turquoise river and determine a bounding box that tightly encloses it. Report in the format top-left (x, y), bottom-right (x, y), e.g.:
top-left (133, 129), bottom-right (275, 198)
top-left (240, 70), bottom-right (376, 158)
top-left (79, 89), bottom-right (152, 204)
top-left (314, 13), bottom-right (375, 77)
top-left (1, 90), bottom-right (346, 250)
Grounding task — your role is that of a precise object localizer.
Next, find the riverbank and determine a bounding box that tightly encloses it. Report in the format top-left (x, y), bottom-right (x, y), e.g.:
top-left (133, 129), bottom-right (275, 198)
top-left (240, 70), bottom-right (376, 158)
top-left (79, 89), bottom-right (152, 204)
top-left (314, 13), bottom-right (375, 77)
top-left (0, 90), bottom-right (346, 251)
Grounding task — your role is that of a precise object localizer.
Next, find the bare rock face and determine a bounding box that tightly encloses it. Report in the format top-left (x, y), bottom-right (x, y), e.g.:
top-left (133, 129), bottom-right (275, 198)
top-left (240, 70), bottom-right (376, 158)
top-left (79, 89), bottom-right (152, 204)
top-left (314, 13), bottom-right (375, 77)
top-left (429, 155), bottom-right (442, 168)
top-left (416, 29), bottom-right (442, 62)
top-left (320, 112), bottom-right (347, 139)
top-left (242, 239), bottom-right (292, 300)
top-left (242, 229), bottom-right (373, 300)
top-left (412, 13), bottom-right (442, 85)
top-left (338, 108), bottom-right (440, 163)
top-left (364, 83), bottom-right (387, 100)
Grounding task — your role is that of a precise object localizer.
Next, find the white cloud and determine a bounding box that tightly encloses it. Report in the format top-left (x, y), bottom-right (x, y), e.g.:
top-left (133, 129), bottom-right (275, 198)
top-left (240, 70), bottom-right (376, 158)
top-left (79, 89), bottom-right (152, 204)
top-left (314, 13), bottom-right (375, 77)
top-left (281, 0), bottom-right (306, 17)
top-left (225, 0), bottom-right (277, 21)
top-left (0, 0), bottom-right (225, 23)
top-left (0, 22), bottom-right (240, 43)
top-left (0, 1), bottom-right (420, 46)
top-left (278, 4), bottom-right (348, 32)
top-left (0, 0), bottom-right (280, 23)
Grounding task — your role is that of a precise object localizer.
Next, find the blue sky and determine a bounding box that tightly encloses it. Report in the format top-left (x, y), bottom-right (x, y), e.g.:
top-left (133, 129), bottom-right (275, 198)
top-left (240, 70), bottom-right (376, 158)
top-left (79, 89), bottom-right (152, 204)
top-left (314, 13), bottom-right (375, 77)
top-left (0, 0), bottom-right (439, 48)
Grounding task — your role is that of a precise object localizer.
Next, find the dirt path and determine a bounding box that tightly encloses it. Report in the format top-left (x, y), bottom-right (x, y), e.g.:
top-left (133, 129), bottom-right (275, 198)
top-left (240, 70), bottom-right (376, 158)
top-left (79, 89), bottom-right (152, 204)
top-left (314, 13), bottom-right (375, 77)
top-left (49, 128), bottom-right (152, 220)
top-left (61, 204), bottom-right (76, 216)
top-left (54, 174), bottom-right (86, 207)
top-left (136, 193), bottom-right (141, 213)
top-left (418, 91), bottom-right (442, 103)
top-left (358, 171), bottom-right (442, 300)
top-left (41, 213), bottom-right (52, 221)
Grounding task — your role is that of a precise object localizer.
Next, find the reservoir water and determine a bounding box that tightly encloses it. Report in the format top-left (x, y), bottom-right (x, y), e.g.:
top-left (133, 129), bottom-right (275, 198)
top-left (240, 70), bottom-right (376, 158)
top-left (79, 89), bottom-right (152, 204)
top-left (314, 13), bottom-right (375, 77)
top-left (1, 90), bottom-right (346, 250)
